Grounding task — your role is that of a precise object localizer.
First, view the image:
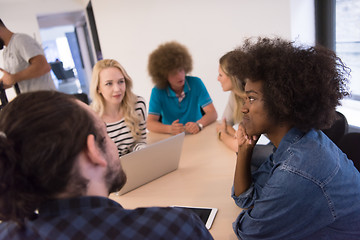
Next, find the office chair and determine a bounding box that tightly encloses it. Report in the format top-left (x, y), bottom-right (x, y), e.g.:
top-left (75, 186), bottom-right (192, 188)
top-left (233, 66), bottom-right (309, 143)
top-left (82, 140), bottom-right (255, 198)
top-left (50, 61), bottom-right (75, 81)
top-left (321, 111), bottom-right (348, 147)
top-left (338, 132), bottom-right (360, 172)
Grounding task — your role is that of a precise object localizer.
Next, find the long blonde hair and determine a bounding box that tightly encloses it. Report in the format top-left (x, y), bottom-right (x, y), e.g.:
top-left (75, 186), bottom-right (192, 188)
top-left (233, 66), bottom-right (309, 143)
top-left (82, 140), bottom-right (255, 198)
top-left (219, 51), bottom-right (245, 123)
top-left (90, 59), bottom-right (142, 140)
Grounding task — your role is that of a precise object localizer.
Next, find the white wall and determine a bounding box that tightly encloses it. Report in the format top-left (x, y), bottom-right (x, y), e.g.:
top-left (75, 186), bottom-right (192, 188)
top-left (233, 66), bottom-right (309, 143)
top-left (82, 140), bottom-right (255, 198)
top-left (0, 0), bottom-right (85, 67)
top-left (0, 0), bottom-right (86, 99)
top-left (0, 0), bottom-right (84, 41)
top-left (290, 0), bottom-right (315, 46)
top-left (0, 0), bottom-right (315, 117)
top-left (92, 0), bottom-right (314, 117)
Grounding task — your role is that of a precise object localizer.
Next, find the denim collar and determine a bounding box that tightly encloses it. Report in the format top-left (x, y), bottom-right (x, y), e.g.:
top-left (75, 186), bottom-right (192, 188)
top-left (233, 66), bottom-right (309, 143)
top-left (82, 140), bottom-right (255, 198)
top-left (272, 127), bottom-right (306, 164)
top-left (166, 78), bottom-right (191, 97)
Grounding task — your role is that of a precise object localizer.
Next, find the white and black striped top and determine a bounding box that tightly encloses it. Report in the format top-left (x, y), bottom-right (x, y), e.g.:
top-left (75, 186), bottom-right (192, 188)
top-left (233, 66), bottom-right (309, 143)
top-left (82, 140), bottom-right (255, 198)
top-left (106, 96), bottom-right (147, 157)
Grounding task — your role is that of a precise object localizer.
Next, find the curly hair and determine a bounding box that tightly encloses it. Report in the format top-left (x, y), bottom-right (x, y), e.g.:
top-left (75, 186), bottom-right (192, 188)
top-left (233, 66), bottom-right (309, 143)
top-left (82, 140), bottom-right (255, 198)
top-left (219, 50), bottom-right (246, 123)
top-left (0, 91), bottom-right (105, 227)
top-left (90, 59), bottom-right (142, 141)
top-left (235, 37), bottom-right (350, 132)
top-left (148, 41), bottom-right (193, 89)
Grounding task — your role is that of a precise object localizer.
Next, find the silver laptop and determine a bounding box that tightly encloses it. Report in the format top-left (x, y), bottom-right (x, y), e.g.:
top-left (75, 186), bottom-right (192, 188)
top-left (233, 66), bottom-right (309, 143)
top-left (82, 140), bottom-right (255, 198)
top-left (117, 132), bottom-right (185, 195)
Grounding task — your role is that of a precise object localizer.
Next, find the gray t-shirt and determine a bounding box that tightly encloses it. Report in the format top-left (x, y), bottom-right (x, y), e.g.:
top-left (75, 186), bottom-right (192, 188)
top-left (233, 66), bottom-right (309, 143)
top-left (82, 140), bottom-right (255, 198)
top-left (3, 33), bottom-right (56, 93)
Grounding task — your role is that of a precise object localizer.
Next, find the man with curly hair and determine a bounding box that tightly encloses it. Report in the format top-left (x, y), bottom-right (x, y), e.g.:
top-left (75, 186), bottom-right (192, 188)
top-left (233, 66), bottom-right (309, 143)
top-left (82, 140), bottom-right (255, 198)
top-left (147, 41), bottom-right (217, 135)
top-left (231, 37), bottom-right (360, 239)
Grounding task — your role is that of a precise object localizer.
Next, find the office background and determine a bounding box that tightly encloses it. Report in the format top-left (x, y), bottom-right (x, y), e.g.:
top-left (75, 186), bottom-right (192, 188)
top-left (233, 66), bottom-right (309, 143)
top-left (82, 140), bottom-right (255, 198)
top-left (5, 0), bottom-right (358, 132)
top-left (0, 0), bottom-right (316, 119)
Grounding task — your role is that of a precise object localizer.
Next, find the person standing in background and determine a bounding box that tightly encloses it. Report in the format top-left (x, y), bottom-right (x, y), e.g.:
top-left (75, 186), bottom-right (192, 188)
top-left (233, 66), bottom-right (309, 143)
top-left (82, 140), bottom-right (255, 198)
top-left (0, 18), bottom-right (56, 93)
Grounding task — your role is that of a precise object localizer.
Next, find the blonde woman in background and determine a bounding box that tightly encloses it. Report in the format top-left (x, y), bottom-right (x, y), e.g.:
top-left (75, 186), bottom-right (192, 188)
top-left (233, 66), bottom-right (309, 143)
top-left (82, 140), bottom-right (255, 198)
top-left (216, 50), bottom-right (273, 170)
top-left (90, 59), bottom-right (147, 157)
top-left (216, 51), bottom-right (245, 152)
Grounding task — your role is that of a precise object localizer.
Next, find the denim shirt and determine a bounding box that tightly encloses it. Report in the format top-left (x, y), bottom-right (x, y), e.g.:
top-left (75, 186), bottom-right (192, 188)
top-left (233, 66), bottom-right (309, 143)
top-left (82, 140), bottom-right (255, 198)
top-left (232, 128), bottom-right (360, 240)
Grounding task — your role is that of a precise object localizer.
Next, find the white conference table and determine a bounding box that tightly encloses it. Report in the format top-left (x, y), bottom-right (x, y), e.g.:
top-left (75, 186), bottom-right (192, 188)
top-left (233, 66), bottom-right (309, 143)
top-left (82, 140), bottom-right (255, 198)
top-left (110, 123), bottom-right (240, 240)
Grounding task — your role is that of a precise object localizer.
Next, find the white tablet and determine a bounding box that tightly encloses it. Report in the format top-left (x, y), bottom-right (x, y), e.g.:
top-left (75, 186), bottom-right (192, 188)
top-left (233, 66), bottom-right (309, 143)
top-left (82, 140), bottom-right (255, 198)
top-left (172, 206), bottom-right (218, 229)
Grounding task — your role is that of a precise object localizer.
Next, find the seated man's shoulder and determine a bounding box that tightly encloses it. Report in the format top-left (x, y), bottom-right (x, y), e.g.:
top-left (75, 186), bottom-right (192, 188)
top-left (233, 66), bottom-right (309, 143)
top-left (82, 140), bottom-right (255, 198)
top-left (0, 221), bottom-right (37, 240)
top-left (120, 206), bottom-right (212, 238)
top-left (126, 206), bottom-right (195, 222)
top-left (0, 205), bottom-right (213, 240)
top-left (151, 85), bottom-right (166, 94)
top-left (186, 76), bottom-right (208, 89)
top-left (186, 76), bottom-right (202, 83)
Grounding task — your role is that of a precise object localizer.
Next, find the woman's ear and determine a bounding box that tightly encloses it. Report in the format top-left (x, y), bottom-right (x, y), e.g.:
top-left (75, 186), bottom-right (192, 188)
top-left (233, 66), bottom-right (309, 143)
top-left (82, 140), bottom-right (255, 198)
top-left (85, 134), bottom-right (107, 167)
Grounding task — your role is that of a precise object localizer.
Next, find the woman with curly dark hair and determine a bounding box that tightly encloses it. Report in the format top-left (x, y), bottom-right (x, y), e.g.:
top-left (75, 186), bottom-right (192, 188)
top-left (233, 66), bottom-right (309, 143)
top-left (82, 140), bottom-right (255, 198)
top-left (147, 41), bottom-right (217, 135)
top-left (231, 37), bottom-right (360, 239)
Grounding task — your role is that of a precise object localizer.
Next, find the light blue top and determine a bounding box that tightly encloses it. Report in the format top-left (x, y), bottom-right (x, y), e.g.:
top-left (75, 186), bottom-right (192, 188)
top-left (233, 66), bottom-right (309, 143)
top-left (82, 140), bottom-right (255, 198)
top-left (232, 128), bottom-right (360, 240)
top-left (148, 76), bottom-right (213, 125)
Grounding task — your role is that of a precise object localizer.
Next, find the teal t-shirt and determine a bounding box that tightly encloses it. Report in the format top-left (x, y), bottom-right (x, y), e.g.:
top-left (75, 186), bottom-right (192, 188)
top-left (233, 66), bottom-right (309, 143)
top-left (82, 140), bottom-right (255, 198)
top-left (149, 76), bottom-right (213, 124)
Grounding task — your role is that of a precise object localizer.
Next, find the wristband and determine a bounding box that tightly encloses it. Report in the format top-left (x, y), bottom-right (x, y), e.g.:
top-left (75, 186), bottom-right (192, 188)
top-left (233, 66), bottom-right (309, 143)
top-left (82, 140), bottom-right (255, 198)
top-left (197, 122), bottom-right (204, 131)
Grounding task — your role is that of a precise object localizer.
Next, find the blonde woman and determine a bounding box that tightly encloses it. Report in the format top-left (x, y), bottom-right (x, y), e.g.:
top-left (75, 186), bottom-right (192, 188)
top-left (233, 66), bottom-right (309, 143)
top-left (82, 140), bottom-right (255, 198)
top-left (216, 51), bottom-right (273, 170)
top-left (90, 59), bottom-right (147, 157)
top-left (216, 51), bottom-right (245, 152)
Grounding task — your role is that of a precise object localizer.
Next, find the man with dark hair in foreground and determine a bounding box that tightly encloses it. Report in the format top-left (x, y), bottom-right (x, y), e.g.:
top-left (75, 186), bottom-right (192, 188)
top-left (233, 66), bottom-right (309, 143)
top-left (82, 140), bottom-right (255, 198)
top-left (0, 91), bottom-right (213, 240)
